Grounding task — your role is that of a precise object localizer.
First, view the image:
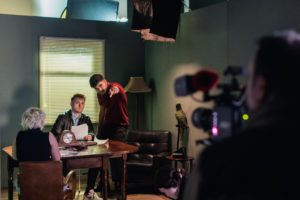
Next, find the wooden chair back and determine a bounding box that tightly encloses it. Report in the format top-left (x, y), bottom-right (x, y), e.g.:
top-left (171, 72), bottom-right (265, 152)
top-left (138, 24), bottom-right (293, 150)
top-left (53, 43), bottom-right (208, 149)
top-left (18, 160), bottom-right (75, 200)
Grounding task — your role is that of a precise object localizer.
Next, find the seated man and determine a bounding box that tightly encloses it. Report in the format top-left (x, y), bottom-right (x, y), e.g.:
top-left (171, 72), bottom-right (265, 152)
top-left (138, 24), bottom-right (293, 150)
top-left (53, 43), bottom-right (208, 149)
top-left (51, 93), bottom-right (102, 200)
top-left (51, 93), bottom-right (94, 141)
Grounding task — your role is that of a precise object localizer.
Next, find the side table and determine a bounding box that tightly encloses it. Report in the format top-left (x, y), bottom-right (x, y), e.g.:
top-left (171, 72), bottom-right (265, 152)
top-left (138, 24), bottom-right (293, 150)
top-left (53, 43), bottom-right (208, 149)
top-left (165, 155), bottom-right (194, 174)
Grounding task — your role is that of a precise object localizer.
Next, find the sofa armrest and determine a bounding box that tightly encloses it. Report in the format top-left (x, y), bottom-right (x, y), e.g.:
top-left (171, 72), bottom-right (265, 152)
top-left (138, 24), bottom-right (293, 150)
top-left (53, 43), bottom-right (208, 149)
top-left (154, 152), bottom-right (170, 159)
top-left (153, 152), bottom-right (172, 170)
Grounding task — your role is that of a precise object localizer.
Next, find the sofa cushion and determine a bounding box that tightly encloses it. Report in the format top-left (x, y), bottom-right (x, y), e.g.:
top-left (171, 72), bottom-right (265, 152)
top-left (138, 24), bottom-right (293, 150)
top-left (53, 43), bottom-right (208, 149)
top-left (127, 154), bottom-right (153, 167)
top-left (126, 130), bottom-right (172, 186)
top-left (127, 130), bottom-right (171, 154)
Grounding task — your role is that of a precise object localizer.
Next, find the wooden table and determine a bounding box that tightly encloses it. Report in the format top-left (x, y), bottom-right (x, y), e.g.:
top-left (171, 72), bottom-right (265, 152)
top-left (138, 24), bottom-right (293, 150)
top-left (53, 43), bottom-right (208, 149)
top-left (2, 140), bottom-right (138, 200)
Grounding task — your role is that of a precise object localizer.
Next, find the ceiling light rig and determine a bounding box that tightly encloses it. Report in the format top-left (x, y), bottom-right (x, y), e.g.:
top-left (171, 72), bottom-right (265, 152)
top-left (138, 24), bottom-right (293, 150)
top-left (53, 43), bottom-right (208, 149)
top-left (131, 0), bottom-right (183, 42)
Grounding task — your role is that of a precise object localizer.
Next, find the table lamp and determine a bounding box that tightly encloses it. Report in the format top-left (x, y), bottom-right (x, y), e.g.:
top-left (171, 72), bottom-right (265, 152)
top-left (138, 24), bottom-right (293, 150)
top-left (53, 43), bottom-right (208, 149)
top-left (125, 77), bottom-right (152, 129)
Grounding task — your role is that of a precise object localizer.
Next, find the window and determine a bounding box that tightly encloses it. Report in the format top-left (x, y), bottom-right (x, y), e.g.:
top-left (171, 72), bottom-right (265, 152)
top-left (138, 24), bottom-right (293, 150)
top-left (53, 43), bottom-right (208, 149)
top-left (40, 36), bottom-right (104, 125)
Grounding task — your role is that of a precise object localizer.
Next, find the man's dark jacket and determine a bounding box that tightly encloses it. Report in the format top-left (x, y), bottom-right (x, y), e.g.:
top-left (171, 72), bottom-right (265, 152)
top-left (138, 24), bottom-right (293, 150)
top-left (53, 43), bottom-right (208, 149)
top-left (183, 98), bottom-right (300, 200)
top-left (51, 110), bottom-right (94, 140)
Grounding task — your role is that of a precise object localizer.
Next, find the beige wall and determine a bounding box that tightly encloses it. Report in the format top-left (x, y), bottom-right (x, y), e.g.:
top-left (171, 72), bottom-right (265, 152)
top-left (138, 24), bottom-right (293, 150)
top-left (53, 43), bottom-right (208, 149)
top-left (0, 0), bottom-right (33, 16)
top-left (0, 0), bottom-right (67, 17)
top-left (0, 0), bottom-right (127, 19)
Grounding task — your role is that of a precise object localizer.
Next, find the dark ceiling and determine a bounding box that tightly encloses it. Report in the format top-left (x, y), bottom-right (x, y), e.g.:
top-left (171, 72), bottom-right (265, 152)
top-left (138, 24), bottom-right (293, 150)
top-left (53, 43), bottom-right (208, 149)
top-left (190, 0), bottom-right (227, 10)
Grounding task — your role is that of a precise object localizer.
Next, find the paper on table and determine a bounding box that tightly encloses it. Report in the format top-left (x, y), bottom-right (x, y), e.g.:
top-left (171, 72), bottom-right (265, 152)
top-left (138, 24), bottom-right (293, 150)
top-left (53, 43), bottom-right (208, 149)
top-left (94, 137), bottom-right (109, 145)
top-left (59, 150), bottom-right (78, 157)
top-left (71, 123), bottom-right (88, 140)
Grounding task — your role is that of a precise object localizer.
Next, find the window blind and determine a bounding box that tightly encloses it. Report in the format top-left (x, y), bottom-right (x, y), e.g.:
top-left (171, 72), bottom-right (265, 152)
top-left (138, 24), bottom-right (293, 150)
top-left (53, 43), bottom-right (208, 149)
top-left (40, 36), bottom-right (105, 125)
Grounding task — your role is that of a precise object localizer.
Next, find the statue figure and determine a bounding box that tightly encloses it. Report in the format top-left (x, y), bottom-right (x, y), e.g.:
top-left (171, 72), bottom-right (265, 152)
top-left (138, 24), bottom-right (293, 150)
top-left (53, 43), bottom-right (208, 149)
top-left (175, 103), bottom-right (189, 155)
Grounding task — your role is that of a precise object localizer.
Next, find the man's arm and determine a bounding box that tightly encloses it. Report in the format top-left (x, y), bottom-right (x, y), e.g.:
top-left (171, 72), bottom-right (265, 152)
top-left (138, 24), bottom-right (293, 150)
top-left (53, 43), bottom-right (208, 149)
top-left (51, 115), bottom-right (64, 141)
top-left (96, 105), bottom-right (106, 139)
top-left (99, 105), bottom-right (106, 125)
top-left (84, 116), bottom-right (94, 141)
top-left (86, 116), bottom-right (94, 133)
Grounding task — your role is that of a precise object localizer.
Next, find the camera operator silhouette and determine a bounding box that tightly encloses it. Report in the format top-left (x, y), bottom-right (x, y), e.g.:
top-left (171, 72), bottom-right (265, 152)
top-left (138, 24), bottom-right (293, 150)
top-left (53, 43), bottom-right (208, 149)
top-left (181, 30), bottom-right (300, 200)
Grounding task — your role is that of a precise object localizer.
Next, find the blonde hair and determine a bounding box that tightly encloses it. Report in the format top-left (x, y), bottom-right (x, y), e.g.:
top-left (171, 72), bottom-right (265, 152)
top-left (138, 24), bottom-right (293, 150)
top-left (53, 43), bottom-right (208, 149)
top-left (21, 107), bottom-right (46, 130)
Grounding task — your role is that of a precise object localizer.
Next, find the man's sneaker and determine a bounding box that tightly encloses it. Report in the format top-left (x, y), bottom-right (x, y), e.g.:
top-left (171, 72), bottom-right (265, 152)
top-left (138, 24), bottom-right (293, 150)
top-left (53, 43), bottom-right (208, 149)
top-left (83, 189), bottom-right (103, 200)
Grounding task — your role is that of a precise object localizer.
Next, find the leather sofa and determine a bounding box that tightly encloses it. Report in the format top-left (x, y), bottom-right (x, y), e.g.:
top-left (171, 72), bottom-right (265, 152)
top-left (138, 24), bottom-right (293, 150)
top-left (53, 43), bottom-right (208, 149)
top-left (126, 130), bottom-right (172, 187)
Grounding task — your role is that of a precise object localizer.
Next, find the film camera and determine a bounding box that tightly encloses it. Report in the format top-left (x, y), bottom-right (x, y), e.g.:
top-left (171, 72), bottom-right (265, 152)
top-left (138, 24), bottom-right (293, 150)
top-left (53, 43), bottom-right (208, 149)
top-left (174, 66), bottom-right (248, 145)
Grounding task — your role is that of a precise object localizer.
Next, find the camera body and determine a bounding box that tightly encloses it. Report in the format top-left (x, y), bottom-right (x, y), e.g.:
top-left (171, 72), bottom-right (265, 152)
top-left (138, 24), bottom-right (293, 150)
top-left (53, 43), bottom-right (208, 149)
top-left (192, 66), bottom-right (248, 145)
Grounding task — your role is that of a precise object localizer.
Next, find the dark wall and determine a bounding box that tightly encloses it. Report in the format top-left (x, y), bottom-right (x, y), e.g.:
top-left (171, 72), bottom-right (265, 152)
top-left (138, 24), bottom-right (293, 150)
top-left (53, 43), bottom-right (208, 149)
top-left (144, 3), bottom-right (227, 157)
top-left (190, 0), bottom-right (226, 10)
top-left (0, 14), bottom-right (145, 187)
top-left (228, 0), bottom-right (300, 64)
top-left (144, 0), bottom-right (300, 159)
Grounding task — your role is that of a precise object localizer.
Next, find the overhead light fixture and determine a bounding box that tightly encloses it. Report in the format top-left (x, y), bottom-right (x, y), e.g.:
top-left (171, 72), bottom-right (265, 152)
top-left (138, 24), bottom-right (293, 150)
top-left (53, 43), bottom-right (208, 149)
top-left (131, 0), bottom-right (182, 42)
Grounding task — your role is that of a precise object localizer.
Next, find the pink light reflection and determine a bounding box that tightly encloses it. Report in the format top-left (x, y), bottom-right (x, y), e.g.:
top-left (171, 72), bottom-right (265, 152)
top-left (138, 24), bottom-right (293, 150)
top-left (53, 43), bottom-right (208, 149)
top-left (212, 127), bottom-right (218, 135)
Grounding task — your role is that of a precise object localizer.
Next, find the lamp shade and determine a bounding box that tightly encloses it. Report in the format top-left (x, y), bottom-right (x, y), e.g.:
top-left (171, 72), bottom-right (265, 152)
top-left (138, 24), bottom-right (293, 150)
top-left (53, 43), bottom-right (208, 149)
top-left (124, 77), bottom-right (152, 93)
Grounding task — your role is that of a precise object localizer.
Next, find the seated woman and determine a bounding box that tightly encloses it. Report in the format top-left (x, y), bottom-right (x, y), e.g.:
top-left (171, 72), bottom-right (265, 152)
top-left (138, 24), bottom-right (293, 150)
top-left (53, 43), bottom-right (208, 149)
top-left (12, 107), bottom-right (62, 193)
top-left (13, 107), bottom-right (60, 161)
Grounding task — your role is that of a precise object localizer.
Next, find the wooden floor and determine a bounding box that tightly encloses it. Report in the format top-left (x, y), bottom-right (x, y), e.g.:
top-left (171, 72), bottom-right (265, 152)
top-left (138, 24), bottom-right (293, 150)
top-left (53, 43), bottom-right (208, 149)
top-left (0, 188), bottom-right (170, 200)
top-left (0, 176), bottom-right (171, 200)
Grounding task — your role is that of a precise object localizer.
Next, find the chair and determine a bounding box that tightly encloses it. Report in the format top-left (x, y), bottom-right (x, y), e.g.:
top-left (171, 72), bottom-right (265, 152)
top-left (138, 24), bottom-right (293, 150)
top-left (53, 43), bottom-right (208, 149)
top-left (18, 160), bottom-right (76, 200)
top-left (126, 130), bottom-right (172, 188)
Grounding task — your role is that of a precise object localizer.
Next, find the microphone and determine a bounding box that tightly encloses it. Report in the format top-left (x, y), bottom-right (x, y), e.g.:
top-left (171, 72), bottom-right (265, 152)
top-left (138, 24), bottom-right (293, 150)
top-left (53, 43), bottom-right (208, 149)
top-left (174, 69), bottom-right (219, 96)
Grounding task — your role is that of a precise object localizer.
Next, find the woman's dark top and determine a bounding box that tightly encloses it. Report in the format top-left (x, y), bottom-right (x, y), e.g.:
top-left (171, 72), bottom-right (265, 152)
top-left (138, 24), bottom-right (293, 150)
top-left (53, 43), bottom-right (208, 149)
top-left (16, 128), bottom-right (51, 161)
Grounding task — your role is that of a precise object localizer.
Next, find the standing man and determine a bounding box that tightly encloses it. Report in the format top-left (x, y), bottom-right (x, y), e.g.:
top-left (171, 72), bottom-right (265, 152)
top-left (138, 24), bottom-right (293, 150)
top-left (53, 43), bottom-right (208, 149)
top-left (51, 93), bottom-right (94, 141)
top-left (83, 74), bottom-right (129, 199)
top-left (182, 30), bottom-right (300, 200)
top-left (90, 74), bottom-right (129, 142)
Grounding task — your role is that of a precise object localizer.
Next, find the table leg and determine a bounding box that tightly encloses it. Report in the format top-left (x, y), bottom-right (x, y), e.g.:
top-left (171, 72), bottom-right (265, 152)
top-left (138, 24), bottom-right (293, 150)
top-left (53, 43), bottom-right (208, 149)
top-left (102, 156), bottom-right (109, 200)
top-left (174, 160), bottom-right (178, 169)
top-left (121, 154), bottom-right (127, 200)
top-left (7, 156), bottom-right (14, 200)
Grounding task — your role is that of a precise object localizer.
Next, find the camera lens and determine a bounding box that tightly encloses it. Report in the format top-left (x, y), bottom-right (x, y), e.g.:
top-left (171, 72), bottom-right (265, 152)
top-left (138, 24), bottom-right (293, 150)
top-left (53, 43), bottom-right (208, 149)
top-left (191, 108), bottom-right (212, 131)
